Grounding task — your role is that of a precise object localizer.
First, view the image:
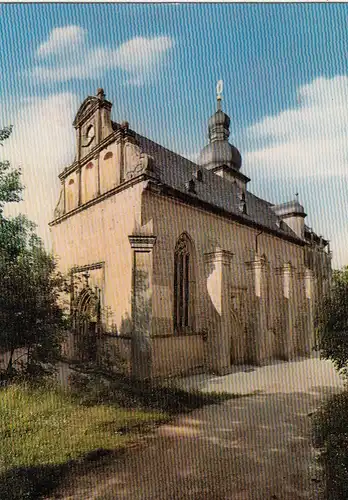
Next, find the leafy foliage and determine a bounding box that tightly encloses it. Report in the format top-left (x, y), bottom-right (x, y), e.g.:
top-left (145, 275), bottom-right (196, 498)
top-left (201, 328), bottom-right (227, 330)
top-left (312, 390), bottom-right (348, 500)
top-left (0, 126), bottom-right (68, 380)
top-left (317, 266), bottom-right (348, 376)
top-left (68, 363), bottom-right (234, 414)
top-left (0, 126), bottom-right (23, 214)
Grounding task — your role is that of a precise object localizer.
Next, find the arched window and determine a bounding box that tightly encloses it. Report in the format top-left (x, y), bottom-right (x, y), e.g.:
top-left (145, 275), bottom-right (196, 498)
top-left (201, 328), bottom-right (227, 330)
top-left (174, 233), bottom-right (195, 333)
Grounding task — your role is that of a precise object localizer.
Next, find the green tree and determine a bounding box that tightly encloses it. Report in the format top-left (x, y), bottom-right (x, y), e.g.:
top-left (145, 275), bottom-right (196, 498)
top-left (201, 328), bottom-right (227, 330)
top-left (0, 126), bottom-right (68, 379)
top-left (318, 265), bottom-right (348, 376)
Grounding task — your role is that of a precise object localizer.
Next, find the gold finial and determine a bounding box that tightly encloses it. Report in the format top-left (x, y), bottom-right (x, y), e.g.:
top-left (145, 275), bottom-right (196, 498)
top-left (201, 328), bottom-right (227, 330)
top-left (216, 80), bottom-right (223, 110)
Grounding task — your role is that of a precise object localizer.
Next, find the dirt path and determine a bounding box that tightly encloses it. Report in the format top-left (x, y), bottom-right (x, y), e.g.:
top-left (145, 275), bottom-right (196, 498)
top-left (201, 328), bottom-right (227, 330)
top-left (54, 357), bottom-right (344, 500)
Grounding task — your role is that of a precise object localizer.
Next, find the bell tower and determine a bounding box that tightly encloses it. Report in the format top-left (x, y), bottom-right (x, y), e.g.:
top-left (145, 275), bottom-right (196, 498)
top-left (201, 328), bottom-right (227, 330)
top-left (73, 88), bottom-right (113, 161)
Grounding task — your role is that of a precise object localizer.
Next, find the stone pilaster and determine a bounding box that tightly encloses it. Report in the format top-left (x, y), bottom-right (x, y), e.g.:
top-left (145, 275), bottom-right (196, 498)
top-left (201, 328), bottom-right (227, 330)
top-left (280, 263), bottom-right (294, 360)
top-left (246, 255), bottom-right (267, 364)
top-left (77, 166), bottom-right (82, 207)
top-left (62, 179), bottom-right (66, 214)
top-left (128, 235), bottom-right (156, 380)
top-left (203, 249), bottom-right (233, 375)
top-left (96, 154), bottom-right (101, 196)
top-left (304, 268), bottom-right (315, 352)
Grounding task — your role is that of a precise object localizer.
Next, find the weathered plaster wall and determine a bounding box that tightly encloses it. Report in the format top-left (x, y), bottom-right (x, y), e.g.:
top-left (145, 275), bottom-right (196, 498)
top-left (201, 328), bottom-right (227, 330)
top-left (143, 190), bottom-right (310, 371)
top-left (151, 335), bottom-right (204, 378)
top-left (51, 182), bottom-right (145, 333)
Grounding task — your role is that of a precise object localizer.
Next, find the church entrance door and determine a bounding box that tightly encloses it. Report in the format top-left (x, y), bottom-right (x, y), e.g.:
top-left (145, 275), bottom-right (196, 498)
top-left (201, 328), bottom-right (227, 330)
top-left (75, 288), bottom-right (100, 363)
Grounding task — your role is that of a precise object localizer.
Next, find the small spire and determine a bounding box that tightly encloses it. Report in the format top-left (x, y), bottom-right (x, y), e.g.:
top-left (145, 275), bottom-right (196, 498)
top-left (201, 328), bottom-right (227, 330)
top-left (295, 192), bottom-right (299, 202)
top-left (216, 80), bottom-right (223, 111)
top-left (97, 88), bottom-right (105, 100)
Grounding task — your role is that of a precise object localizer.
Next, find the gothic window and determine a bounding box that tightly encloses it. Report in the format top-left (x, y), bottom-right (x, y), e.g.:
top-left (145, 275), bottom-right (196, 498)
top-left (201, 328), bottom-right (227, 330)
top-left (174, 233), bottom-right (194, 333)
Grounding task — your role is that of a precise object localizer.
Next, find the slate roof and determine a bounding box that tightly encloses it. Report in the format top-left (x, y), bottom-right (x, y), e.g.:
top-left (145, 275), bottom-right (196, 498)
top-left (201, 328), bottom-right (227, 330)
top-left (113, 122), bottom-right (304, 244)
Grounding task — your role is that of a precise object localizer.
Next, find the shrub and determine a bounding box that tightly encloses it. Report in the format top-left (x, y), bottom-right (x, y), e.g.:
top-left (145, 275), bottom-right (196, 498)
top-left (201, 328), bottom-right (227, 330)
top-left (318, 267), bottom-right (348, 377)
top-left (312, 390), bottom-right (348, 500)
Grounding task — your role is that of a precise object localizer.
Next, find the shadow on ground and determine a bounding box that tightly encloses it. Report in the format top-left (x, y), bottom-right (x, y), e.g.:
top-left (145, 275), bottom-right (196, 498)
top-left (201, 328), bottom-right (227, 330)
top-left (0, 449), bottom-right (126, 500)
top-left (48, 386), bottom-right (342, 500)
top-left (0, 377), bottom-right (237, 500)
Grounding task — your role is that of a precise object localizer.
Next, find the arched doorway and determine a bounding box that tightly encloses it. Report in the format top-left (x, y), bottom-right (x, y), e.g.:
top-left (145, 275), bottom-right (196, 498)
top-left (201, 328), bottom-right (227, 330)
top-left (74, 287), bottom-right (100, 362)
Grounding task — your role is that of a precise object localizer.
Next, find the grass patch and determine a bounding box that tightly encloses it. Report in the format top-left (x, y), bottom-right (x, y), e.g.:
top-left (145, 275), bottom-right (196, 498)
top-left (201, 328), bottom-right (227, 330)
top-left (0, 383), bottom-right (167, 471)
top-left (0, 368), bottom-right (238, 499)
top-left (0, 383), bottom-right (168, 499)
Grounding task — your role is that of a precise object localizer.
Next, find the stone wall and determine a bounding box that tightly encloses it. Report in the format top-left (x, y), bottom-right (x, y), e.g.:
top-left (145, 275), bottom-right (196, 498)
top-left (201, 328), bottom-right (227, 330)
top-left (144, 190), bottom-right (314, 374)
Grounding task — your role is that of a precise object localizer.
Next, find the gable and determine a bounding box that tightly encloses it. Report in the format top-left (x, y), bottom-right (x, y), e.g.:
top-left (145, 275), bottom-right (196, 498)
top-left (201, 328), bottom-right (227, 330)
top-left (73, 96), bottom-right (99, 127)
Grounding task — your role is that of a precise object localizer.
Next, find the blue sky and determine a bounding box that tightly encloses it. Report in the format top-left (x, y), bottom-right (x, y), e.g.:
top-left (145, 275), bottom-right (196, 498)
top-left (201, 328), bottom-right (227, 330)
top-left (0, 3), bottom-right (347, 267)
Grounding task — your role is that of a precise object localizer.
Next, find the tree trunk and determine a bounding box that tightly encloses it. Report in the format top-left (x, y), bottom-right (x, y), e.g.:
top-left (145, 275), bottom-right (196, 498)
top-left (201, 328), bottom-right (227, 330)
top-left (6, 347), bottom-right (15, 373)
top-left (27, 345), bottom-right (31, 370)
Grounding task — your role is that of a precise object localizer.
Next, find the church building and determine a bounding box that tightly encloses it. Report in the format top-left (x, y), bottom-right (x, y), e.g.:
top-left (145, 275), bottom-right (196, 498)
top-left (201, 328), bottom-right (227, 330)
top-left (50, 88), bottom-right (332, 379)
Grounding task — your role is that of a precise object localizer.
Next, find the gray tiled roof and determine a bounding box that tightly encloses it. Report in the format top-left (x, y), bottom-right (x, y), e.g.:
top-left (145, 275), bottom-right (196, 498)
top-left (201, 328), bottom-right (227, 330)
top-left (113, 122), bottom-right (303, 243)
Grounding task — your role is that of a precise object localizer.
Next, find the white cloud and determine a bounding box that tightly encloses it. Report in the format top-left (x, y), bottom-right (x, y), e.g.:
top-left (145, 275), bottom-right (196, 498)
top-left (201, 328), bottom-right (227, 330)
top-left (0, 93), bottom-right (78, 248)
top-left (331, 229), bottom-right (348, 269)
top-left (243, 76), bottom-right (348, 180)
top-left (31, 26), bottom-right (173, 85)
top-left (242, 76), bottom-right (348, 269)
top-left (113, 36), bottom-right (173, 74)
top-left (37, 25), bottom-right (87, 57)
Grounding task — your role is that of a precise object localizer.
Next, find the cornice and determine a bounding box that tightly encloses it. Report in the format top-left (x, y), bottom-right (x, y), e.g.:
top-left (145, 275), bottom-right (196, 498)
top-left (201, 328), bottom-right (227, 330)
top-left (49, 174), bottom-right (149, 226)
top-left (74, 103), bottom-right (99, 128)
top-left (204, 249), bottom-right (234, 265)
top-left (71, 261), bottom-right (105, 273)
top-left (58, 130), bottom-right (123, 180)
top-left (128, 235), bottom-right (157, 251)
top-left (145, 181), bottom-right (306, 248)
top-left (282, 212), bottom-right (307, 219)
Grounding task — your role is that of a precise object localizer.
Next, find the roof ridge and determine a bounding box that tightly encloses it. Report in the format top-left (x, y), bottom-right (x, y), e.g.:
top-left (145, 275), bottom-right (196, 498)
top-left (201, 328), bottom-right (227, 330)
top-left (112, 120), bottom-right (199, 168)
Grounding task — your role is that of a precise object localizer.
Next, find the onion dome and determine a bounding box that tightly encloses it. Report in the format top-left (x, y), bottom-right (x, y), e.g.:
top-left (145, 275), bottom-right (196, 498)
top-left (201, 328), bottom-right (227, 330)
top-left (199, 88), bottom-right (242, 171)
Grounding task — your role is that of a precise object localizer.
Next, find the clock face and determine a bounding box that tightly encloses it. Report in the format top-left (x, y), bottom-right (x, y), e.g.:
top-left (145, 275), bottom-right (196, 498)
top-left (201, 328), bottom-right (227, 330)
top-left (83, 124), bottom-right (95, 147)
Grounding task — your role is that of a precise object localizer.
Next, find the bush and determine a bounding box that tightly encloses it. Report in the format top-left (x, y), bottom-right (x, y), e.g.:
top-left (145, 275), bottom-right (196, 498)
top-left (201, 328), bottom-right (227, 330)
top-left (318, 267), bottom-right (348, 376)
top-left (312, 390), bottom-right (348, 500)
top-left (67, 364), bottom-right (234, 414)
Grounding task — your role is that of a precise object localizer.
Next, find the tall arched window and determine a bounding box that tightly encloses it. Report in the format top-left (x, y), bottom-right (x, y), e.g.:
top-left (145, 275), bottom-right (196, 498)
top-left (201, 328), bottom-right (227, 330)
top-left (174, 233), bottom-right (194, 333)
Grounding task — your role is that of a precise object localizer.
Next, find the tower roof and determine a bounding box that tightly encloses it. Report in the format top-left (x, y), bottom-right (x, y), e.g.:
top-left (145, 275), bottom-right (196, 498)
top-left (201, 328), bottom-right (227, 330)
top-left (198, 85), bottom-right (242, 171)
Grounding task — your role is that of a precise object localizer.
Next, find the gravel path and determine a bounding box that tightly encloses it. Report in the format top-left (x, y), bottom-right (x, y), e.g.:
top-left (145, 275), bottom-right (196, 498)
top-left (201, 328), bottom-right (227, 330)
top-left (55, 356), bottom-right (345, 500)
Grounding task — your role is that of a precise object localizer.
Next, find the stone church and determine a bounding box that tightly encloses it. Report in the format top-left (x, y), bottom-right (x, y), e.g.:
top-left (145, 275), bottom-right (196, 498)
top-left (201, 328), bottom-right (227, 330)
top-left (50, 88), bottom-right (332, 379)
